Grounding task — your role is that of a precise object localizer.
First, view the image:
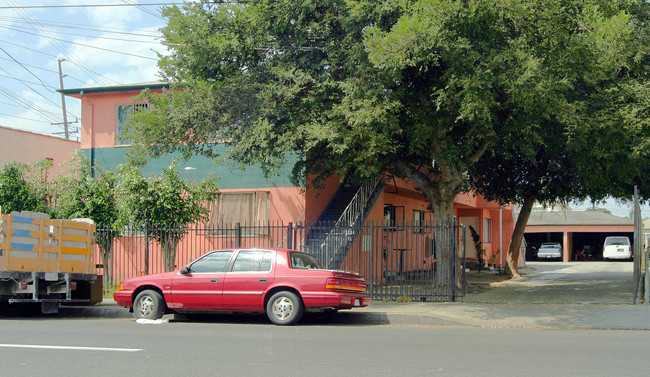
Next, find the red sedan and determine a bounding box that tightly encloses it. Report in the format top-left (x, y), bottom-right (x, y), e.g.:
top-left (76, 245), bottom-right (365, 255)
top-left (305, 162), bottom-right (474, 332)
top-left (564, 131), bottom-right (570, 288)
top-left (114, 248), bottom-right (370, 325)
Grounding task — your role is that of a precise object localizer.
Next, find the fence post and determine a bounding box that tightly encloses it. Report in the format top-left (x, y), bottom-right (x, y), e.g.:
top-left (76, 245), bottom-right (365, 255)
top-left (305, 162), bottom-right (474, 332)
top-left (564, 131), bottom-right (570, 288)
top-left (369, 222), bottom-right (374, 298)
top-left (449, 217), bottom-right (456, 302)
top-left (144, 223), bottom-right (149, 275)
top-left (287, 222), bottom-right (293, 250)
top-left (236, 223), bottom-right (242, 248)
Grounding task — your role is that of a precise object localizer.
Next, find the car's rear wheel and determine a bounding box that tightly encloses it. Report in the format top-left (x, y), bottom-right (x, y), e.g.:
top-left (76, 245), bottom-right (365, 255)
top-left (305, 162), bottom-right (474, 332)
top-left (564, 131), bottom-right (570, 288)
top-left (133, 290), bottom-right (165, 320)
top-left (266, 291), bottom-right (303, 325)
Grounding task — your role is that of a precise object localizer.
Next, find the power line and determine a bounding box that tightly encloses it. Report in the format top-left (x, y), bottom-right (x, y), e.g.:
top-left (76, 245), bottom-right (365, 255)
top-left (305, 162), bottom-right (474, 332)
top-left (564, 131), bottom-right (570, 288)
top-left (0, 111), bottom-right (59, 123)
top-left (0, 3), bottom-right (188, 9)
top-left (0, 72), bottom-right (58, 90)
top-left (0, 82), bottom-right (78, 122)
top-left (0, 47), bottom-right (54, 91)
top-left (0, 16), bottom-right (162, 38)
top-left (0, 24), bottom-right (164, 46)
top-left (0, 99), bottom-right (61, 117)
top-left (122, 0), bottom-right (165, 20)
top-left (0, 39), bottom-right (120, 86)
top-left (0, 123), bottom-right (74, 136)
top-left (0, 38), bottom-right (60, 58)
top-left (0, 56), bottom-right (88, 85)
top-left (0, 86), bottom-right (60, 123)
top-left (7, 1), bottom-right (119, 86)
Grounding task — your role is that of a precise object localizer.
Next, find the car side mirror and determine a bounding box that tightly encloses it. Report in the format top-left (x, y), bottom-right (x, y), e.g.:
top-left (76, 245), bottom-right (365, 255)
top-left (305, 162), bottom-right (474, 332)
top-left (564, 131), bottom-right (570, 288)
top-left (180, 266), bottom-right (191, 275)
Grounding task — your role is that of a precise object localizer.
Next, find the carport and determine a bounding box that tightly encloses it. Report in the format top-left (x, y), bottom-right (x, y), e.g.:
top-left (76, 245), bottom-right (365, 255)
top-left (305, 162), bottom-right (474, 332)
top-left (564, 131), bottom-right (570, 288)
top-left (524, 211), bottom-right (633, 262)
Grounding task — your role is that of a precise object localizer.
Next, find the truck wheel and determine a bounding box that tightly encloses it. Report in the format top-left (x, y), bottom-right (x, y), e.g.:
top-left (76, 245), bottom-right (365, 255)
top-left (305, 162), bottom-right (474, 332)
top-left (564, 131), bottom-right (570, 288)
top-left (134, 290), bottom-right (165, 320)
top-left (266, 291), bottom-right (303, 325)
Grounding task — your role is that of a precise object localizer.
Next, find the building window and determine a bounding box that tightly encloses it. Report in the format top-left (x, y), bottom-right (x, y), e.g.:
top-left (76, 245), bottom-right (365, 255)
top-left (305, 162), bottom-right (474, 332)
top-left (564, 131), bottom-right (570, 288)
top-left (116, 103), bottom-right (149, 145)
top-left (206, 191), bottom-right (270, 236)
top-left (483, 217), bottom-right (492, 243)
top-left (384, 204), bottom-right (396, 227)
top-left (413, 210), bottom-right (425, 233)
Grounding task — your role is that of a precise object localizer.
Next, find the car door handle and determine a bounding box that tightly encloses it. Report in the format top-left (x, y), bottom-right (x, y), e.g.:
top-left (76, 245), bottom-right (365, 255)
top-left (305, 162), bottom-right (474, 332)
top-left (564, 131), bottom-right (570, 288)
top-left (259, 278), bottom-right (267, 283)
top-left (211, 279), bottom-right (218, 283)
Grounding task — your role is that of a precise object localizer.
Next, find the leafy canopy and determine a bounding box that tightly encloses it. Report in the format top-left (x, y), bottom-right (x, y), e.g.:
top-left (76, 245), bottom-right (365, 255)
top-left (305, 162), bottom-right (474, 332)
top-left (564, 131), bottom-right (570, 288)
top-left (128, 0), bottom-right (650, 220)
top-left (0, 161), bottom-right (51, 214)
top-left (53, 152), bottom-right (118, 227)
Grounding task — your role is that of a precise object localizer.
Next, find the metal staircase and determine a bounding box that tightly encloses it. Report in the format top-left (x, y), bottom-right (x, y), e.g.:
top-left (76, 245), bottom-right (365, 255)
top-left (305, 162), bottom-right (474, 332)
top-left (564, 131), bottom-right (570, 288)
top-left (305, 179), bottom-right (384, 269)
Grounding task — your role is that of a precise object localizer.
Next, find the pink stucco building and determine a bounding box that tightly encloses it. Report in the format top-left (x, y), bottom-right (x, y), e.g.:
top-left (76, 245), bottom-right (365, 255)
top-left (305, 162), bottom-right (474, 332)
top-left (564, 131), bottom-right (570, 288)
top-left (0, 126), bottom-right (79, 179)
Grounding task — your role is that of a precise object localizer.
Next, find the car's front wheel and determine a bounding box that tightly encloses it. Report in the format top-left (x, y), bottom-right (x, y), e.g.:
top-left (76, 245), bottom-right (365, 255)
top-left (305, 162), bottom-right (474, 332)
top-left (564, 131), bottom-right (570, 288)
top-left (266, 291), bottom-right (303, 325)
top-left (133, 290), bottom-right (165, 320)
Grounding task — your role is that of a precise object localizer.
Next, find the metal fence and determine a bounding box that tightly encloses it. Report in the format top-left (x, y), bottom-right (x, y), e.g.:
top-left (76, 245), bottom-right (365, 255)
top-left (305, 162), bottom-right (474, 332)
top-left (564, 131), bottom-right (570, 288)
top-left (95, 220), bottom-right (466, 302)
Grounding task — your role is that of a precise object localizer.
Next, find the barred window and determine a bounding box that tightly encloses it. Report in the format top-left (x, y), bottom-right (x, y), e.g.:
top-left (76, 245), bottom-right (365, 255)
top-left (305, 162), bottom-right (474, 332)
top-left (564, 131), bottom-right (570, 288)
top-left (116, 103), bottom-right (149, 145)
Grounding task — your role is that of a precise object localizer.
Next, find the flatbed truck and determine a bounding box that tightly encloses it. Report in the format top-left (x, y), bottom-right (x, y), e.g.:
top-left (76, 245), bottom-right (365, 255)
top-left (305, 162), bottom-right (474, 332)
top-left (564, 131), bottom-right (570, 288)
top-left (0, 211), bottom-right (102, 314)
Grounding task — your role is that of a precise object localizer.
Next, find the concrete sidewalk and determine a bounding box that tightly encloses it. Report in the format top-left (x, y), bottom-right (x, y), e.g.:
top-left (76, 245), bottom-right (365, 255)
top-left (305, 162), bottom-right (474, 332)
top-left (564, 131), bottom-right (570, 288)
top-left (56, 299), bottom-right (650, 330)
top-left (348, 302), bottom-right (650, 330)
top-left (51, 262), bottom-right (649, 330)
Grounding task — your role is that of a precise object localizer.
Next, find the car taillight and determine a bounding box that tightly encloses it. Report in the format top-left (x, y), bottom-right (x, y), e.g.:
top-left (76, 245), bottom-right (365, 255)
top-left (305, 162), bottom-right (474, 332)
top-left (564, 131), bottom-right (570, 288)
top-left (118, 283), bottom-right (124, 291)
top-left (70, 281), bottom-right (77, 290)
top-left (325, 278), bottom-right (341, 290)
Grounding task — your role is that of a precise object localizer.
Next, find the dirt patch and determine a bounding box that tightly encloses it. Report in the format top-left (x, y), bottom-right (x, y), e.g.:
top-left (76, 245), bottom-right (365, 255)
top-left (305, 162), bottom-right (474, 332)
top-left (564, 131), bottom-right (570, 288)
top-left (464, 270), bottom-right (512, 294)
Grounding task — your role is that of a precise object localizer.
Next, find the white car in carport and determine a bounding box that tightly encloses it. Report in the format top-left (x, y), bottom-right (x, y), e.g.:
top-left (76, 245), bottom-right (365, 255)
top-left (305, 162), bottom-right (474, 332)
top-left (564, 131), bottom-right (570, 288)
top-left (603, 236), bottom-right (632, 260)
top-left (537, 242), bottom-right (562, 260)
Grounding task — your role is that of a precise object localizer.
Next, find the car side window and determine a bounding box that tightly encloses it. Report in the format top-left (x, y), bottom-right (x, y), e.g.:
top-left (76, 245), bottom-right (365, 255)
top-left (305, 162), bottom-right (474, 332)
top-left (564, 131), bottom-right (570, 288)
top-left (231, 250), bottom-right (272, 272)
top-left (190, 251), bottom-right (234, 273)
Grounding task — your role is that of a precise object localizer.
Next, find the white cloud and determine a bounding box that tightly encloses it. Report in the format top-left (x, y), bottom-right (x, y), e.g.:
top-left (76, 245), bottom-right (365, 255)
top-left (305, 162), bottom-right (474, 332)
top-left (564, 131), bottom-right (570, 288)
top-left (0, 0), bottom-right (166, 138)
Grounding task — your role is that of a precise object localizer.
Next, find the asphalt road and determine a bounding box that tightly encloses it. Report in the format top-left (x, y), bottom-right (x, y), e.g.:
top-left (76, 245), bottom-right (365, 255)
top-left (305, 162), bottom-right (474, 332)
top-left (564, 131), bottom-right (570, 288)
top-left (1, 317), bottom-right (649, 377)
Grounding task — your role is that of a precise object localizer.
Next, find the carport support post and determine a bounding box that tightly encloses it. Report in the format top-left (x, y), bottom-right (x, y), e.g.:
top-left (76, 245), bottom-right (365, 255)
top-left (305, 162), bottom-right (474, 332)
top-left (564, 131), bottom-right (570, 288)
top-left (562, 231), bottom-right (571, 262)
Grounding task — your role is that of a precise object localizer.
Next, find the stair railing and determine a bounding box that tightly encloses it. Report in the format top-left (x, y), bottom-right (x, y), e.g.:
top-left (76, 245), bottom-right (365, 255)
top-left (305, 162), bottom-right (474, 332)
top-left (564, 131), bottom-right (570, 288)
top-left (319, 178), bottom-right (382, 267)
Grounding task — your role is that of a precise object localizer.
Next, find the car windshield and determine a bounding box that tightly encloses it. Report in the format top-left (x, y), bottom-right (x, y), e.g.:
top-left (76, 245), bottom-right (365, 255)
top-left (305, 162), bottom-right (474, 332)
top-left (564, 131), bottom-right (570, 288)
top-left (541, 244), bottom-right (559, 249)
top-left (605, 237), bottom-right (629, 246)
top-left (290, 252), bottom-right (323, 269)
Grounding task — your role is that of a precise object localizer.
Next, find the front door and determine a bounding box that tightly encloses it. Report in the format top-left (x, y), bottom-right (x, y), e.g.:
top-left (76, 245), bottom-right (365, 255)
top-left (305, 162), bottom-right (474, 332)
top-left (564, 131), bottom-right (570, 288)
top-left (170, 250), bottom-right (234, 310)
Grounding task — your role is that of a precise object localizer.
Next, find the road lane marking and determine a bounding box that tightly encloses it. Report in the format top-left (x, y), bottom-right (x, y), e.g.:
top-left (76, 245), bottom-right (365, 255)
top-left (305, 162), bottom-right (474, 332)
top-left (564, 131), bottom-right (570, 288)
top-left (0, 344), bottom-right (143, 352)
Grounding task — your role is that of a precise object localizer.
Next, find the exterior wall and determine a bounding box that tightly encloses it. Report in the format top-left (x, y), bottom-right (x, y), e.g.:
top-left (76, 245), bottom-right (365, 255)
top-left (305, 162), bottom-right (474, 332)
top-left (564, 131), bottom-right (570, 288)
top-left (304, 174), bottom-right (341, 224)
top-left (0, 126), bottom-right (79, 179)
top-left (75, 90), bottom-right (149, 149)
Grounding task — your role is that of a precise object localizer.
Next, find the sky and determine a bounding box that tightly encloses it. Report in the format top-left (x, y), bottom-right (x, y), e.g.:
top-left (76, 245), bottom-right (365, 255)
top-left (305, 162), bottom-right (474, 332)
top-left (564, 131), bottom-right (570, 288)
top-left (0, 1), bottom-right (647, 219)
top-left (0, 0), bottom-right (172, 139)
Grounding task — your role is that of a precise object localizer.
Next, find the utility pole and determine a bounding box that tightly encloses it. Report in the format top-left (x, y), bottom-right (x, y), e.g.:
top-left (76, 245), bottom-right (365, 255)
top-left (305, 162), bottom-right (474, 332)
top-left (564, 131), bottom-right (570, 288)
top-left (57, 58), bottom-right (69, 139)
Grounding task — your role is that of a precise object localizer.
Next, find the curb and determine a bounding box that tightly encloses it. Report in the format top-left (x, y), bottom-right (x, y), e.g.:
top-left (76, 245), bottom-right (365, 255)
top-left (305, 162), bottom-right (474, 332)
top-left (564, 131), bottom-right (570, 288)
top-left (24, 301), bottom-right (650, 331)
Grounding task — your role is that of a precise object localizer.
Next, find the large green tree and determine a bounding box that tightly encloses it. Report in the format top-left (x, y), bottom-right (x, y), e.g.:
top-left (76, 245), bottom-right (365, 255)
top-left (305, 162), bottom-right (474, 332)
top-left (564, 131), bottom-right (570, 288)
top-left (470, 0), bottom-right (650, 276)
top-left (127, 0), bottom-right (650, 284)
top-left (129, 0), bottom-right (518, 287)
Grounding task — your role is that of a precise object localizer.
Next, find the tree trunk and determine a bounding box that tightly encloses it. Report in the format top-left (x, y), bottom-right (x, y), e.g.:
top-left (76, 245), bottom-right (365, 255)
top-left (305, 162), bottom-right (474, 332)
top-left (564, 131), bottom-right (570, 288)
top-left (97, 234), bottom-right (114, 285)
top-left (506, 195), bottom-right (535, 278)
top-left (161, 235), bottom-right (181, 272)
top-left (101, 242), bottom-right (113, 286)
top-left (430, 198), bottom-right (460, 295)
